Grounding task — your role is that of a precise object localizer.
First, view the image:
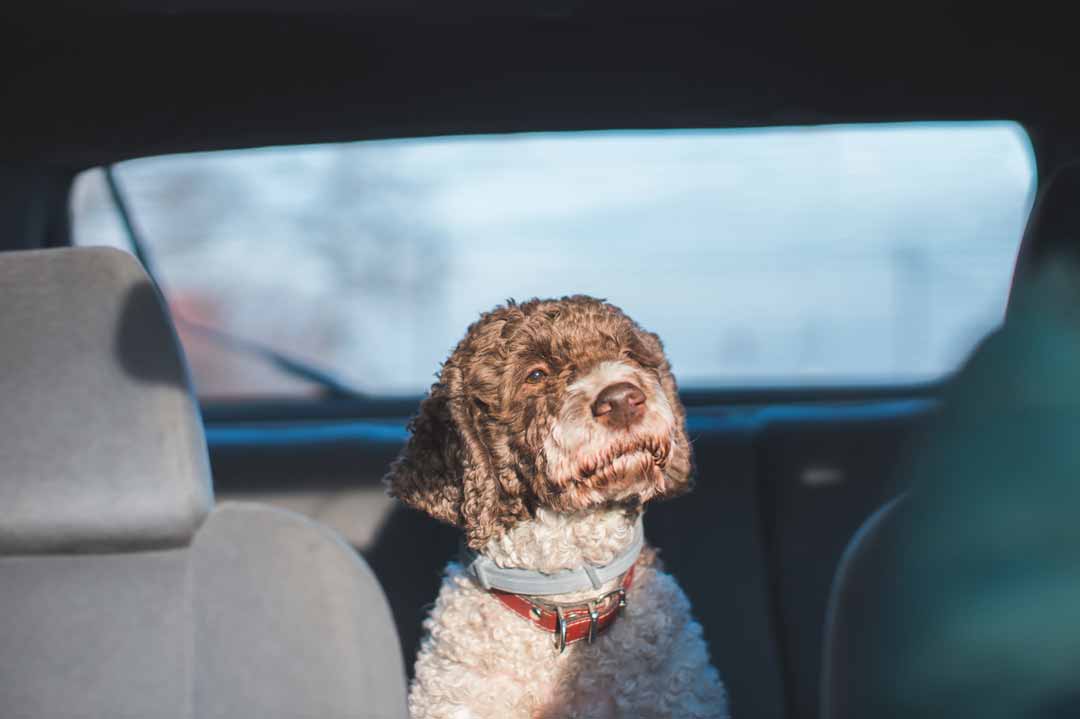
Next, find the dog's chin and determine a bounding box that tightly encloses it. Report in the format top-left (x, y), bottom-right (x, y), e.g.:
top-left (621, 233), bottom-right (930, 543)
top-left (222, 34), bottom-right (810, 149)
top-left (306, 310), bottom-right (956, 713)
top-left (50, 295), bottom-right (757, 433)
top-left (542, 442), bottom-right (670, 512)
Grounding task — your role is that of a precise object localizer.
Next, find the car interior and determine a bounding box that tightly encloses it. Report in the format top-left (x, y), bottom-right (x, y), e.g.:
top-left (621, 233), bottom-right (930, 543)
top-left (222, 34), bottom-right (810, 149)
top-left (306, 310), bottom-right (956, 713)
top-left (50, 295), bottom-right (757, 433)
top-left (4, 3), bottom-right (1080, 718)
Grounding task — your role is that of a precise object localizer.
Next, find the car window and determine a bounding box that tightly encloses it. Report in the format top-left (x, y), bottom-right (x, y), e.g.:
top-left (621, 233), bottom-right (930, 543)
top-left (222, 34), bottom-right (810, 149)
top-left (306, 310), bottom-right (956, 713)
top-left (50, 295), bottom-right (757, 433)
top-left (71, 124), bottom-right (1035, 398)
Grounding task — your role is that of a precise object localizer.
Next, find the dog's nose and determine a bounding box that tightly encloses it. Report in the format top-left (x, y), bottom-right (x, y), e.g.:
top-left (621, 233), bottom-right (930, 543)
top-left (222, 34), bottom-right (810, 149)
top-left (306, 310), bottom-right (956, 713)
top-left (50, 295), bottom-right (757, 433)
top-left (592, 382), bottom-right (646, 429)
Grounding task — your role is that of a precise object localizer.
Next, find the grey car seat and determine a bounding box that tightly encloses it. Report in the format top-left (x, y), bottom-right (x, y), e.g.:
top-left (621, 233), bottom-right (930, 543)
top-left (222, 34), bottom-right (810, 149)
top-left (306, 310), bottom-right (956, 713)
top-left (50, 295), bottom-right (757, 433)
top-left (0, 247), bottom-right (407, 718)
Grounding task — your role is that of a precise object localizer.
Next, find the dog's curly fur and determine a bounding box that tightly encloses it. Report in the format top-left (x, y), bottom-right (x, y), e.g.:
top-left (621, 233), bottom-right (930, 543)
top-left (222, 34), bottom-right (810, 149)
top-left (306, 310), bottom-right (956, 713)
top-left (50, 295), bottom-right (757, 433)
top-left (386, 296), bottom-right (728, 718)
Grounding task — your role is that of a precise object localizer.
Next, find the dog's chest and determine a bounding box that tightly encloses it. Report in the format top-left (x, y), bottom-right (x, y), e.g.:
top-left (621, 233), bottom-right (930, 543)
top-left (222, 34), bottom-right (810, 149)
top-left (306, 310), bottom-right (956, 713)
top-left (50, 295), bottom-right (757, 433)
top-left (417, 559), bottom-right (679, 712)
top-left (409, 513), bottom-right (729, 718)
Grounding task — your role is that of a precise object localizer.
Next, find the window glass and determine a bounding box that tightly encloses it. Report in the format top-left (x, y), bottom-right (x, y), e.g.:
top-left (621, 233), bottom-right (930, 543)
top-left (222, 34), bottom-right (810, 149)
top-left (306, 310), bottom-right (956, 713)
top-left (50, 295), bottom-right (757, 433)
top-left (71, 124), bottom-right (1035, 397)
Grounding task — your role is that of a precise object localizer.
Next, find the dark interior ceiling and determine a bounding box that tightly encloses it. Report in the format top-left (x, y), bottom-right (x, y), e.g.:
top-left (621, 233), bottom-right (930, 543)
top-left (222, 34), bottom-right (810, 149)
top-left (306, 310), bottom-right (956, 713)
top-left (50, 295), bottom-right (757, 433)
top-left (3, 2), bottom-right (1079, 168)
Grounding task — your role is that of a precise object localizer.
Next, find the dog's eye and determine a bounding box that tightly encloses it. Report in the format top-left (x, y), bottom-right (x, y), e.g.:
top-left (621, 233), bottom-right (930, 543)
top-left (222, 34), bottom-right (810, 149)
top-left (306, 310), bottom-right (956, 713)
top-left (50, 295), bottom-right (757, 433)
top-left (525, 368), bottom-right (548, 384)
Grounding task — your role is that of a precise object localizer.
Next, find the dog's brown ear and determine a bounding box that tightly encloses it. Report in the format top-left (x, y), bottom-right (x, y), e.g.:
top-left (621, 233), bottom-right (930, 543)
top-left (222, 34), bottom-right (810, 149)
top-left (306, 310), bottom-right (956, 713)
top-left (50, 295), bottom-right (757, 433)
top-left (386, 363), bottom-right (524, 549)
top-left (385, 378), bottom-right (467, 530)
top-left (633, 327), bottom-right (695, 499)
top-left (659, 366), bottom-right (695, 499)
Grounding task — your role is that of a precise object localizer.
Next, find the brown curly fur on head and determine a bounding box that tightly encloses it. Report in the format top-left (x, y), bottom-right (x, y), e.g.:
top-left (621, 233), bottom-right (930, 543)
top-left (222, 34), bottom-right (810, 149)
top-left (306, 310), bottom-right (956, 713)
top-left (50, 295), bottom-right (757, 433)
top-left (385, 295), bottom-right (693, 550)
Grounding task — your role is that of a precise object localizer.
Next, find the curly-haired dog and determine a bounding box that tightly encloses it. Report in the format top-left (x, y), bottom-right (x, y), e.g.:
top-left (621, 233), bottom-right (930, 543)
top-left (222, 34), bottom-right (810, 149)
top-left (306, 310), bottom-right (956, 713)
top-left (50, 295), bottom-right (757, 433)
top-left (386, 296), bottom-right (729, 719)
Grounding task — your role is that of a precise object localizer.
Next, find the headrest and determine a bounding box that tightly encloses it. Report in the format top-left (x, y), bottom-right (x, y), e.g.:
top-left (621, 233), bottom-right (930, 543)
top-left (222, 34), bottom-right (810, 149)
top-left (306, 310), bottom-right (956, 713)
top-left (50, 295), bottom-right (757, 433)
top-left (0, 247), bottom-right (212, 555)
top-left (1009, 162), bottom-right (1080, 310)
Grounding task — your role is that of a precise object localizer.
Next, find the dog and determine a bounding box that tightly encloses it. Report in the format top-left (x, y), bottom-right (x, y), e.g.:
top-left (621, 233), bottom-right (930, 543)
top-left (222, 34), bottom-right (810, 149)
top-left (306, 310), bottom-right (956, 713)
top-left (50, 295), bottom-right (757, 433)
top-left (386, 295), bottom-right (729, 719)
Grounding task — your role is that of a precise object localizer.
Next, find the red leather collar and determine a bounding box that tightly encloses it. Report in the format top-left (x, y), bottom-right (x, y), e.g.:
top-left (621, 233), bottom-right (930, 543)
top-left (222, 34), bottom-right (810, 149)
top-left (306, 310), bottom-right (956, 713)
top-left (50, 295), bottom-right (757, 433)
top-left (490, 565), bottom-right (635, 653)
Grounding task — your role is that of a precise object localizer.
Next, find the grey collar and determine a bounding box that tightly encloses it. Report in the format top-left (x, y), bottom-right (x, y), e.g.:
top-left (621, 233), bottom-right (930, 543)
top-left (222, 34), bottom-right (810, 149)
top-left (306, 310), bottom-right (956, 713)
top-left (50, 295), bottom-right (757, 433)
top-left (462, 515), bottom-right (645, 596)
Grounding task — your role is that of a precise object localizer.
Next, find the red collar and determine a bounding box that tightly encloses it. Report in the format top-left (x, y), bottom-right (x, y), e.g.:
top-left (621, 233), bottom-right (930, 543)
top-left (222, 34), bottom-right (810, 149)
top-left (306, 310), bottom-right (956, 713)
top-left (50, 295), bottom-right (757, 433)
top-left (489, 565), bottom-right (635, 653)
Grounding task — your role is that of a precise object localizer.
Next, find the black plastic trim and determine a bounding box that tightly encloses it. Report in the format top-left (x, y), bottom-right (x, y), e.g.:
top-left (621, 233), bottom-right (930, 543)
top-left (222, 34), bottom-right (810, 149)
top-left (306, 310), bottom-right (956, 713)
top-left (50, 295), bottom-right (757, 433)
top-left (200, 381), bottom-right (946, 425)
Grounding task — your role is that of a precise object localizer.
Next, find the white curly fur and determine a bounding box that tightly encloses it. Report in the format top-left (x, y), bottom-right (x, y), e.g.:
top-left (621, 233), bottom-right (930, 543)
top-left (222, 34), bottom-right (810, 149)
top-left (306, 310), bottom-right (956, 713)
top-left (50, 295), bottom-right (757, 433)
top-left (408, 508), bottom-right (729, 718)
top-left (485, 507), bottom-right (635, 574)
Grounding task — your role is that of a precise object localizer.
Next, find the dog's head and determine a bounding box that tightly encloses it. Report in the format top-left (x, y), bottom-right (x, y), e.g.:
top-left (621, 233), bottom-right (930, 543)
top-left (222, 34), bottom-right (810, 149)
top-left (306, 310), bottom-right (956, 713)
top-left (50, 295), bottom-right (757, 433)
top-left (386, 295), bottom-right (693, 549)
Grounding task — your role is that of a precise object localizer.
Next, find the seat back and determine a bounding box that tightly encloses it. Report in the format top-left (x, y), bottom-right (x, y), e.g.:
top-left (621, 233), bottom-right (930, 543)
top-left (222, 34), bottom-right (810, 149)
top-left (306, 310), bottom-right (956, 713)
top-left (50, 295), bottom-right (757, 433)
top-left (818, 495), bottom-right (906, 719)
top-left (0, 247), bottom-right (407, 718)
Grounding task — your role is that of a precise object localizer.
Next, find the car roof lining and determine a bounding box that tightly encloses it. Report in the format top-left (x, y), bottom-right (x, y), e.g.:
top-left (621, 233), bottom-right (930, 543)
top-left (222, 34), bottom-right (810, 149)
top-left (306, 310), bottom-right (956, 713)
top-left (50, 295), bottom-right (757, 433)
top-left (2, 4), bottom-right (1078, 168)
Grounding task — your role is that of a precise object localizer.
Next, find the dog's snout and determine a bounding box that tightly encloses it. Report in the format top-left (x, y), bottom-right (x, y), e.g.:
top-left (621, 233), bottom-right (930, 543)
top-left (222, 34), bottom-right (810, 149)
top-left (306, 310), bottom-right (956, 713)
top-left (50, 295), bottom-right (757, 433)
top-left (592, 382), bottom-right (646, 429)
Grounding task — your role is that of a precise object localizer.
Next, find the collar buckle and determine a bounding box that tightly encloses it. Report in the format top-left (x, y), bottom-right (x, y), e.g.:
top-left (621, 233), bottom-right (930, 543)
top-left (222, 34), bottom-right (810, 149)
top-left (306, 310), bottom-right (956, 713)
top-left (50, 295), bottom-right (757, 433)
top-left (586, 602), bottom-right (599, 644)
top-left (495, 566), bottom-right (636, 654)
top-left (555, 607), bottom-right (568, 653)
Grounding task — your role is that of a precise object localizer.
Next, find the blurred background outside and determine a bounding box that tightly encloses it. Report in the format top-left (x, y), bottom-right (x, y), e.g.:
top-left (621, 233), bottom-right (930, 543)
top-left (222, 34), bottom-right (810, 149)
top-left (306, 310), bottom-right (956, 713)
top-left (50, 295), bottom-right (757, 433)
top-left (71, 124), bottom-right (1036, 398)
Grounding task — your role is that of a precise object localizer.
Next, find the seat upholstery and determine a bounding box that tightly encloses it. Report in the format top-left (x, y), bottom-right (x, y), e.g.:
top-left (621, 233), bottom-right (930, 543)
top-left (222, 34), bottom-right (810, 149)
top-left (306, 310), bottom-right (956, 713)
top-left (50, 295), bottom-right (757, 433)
top-left (0, 247), bottom-right (407, 718)
top-left (758, 403), bottom-right (927, 718)
top-left (0, 247), bottom-right (211, 554)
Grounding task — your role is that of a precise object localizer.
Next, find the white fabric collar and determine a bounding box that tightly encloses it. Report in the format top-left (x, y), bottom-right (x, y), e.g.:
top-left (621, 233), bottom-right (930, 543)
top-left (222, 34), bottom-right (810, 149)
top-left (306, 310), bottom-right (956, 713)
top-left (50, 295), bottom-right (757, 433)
top-left (462, 515), bottom-right (644, 596)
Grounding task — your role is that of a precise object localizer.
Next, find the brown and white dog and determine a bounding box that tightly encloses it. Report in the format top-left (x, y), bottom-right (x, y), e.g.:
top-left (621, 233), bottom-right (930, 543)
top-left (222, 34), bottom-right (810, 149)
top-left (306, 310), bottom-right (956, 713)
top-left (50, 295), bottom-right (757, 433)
top-left (386, 295), bottom-right (728, 719)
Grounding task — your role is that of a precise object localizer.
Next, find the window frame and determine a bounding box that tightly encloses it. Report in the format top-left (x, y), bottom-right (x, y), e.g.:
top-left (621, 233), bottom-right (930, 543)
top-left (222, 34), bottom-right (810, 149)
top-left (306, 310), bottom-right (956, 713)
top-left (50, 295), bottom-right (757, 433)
top-left (67, 122), bottom-right (1036, 410)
